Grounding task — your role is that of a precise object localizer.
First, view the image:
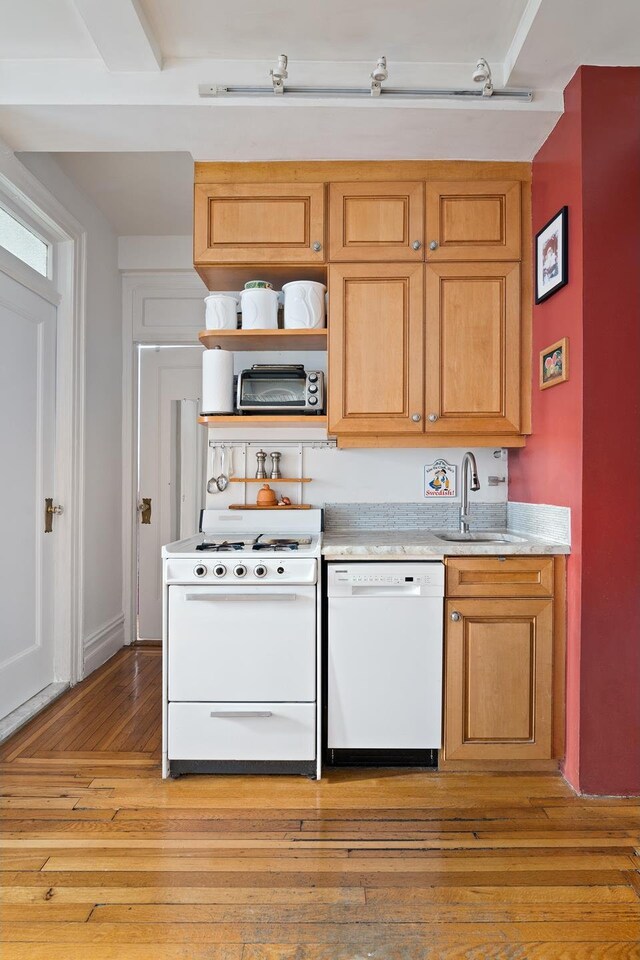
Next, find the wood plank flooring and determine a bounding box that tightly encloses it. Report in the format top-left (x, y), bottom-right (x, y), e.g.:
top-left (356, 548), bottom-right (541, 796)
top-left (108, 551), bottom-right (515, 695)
top-left (1, 646), bottom-right (639, 959)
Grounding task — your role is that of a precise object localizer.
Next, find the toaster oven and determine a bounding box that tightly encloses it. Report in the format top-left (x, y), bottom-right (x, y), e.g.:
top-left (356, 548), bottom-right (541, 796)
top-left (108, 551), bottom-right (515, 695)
top-left (236, 365), bottom-right (324, 414)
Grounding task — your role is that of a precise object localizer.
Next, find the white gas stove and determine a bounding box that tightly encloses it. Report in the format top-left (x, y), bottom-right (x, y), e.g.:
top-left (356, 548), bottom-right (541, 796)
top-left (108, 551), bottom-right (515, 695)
top-left (162, 510), bottom-right (323, 780)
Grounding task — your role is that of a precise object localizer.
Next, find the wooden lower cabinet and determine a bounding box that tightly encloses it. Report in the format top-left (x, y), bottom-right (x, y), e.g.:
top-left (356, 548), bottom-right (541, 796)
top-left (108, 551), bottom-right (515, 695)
top-left (443, 594), bottom-right (555, 766)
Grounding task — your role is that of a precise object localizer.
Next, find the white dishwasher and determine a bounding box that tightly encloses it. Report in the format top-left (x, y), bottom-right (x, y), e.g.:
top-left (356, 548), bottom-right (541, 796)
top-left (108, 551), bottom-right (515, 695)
top-left (327, 562), bottom-right (444, 752)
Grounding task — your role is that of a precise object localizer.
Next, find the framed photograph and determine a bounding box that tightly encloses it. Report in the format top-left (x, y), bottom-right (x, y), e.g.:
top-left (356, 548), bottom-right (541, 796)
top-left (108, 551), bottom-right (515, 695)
top-left (540, 337), bottom-right (569, 390)
top-left (535, 206), bottom-right (568, 304)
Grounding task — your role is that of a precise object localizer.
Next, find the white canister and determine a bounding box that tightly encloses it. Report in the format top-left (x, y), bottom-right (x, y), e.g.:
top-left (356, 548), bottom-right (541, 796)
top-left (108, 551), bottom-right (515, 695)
top-left (240, 288), bottom-right (279, 330)
top-left (282, 281), bottom-right (327, 329)
top-left (201, 347), bottom-right (234, 414)
top-left (204, 294), bottom-right (238, 330)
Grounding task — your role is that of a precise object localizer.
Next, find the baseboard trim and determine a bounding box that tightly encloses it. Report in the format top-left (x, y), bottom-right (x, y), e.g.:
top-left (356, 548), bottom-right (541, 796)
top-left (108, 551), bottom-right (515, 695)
top-left (83, 613), bottom-right (125, 678)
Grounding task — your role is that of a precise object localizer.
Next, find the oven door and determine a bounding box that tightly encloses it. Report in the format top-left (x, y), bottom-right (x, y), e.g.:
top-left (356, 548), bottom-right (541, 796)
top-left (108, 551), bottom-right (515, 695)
top-left (168, 584), bottom-right (316, 701)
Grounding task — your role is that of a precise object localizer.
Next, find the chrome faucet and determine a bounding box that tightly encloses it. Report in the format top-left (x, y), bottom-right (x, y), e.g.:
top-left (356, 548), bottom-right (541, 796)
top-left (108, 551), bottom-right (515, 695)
top-left (460, 452), bottom-right (480, 534)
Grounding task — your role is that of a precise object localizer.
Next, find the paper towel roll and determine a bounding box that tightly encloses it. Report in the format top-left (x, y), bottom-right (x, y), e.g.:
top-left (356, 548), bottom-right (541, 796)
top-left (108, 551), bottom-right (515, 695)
top-left (202, 347), bottom-right (234, 414)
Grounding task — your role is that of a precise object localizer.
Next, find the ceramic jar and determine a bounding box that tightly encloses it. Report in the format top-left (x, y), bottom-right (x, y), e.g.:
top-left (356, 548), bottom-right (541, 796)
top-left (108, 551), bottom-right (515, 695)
top-left (282, 281), bottom-right (327, 329)
top-left (204, 294), bottom-right (238, 330)
top-left (240, 288), bottom-right (279, 329)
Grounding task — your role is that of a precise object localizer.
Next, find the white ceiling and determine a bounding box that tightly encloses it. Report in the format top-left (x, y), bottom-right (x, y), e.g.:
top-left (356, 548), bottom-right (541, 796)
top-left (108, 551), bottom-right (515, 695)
top-left (1, 0), bottom-right (639, 235)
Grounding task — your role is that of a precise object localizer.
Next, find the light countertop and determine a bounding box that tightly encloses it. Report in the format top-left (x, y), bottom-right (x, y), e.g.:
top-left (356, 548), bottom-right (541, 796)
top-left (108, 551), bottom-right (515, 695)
top-left (321, 529), bottom-right (570, 560)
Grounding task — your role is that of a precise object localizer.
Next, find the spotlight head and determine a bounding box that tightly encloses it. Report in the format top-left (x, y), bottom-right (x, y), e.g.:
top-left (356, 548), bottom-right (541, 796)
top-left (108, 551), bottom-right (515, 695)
top-left (472, 58), bottom-right (490, 83)
top-left (371, 56), bottom-right (388, 83)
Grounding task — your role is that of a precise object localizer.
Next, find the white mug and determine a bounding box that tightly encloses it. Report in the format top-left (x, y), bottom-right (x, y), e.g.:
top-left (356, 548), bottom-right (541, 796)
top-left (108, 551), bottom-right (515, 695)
top-left (204, 294), bottom-right (238, 330)
top-left (282, 281), bottom-right (327, 329)
top-left (240, 288), bottom-right (279, 329)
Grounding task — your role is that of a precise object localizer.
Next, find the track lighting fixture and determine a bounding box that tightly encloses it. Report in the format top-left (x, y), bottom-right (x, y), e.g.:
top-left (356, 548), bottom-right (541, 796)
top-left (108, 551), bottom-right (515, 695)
top-left (472, 58), bottom-right (493, 97)
top-left (370, 56), bottom-right (388, 96)
top-left (270, 54), bottom-right (288, 94)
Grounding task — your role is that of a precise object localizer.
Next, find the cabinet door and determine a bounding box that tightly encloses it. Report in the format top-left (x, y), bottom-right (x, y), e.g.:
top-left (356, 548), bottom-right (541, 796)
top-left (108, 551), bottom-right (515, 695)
top-left (329, 182), bottom-right (424, 261)
top-left (425, 181), bottom-right (521, 260)
top-left (328, 263), bottom-right (424, 434)
top-left (194, 183), bottom-right (325, 263)
top-left (444, 598), bottom-right (553, 761)
top-left (425, 262), bottom-right (521, 434)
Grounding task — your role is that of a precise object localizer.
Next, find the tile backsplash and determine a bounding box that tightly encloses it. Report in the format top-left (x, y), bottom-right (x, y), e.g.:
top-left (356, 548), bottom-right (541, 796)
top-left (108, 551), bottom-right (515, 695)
top-left (508, 501), bottom-right (571, 544)
top-left (324, 501), bottom-right (507, 532)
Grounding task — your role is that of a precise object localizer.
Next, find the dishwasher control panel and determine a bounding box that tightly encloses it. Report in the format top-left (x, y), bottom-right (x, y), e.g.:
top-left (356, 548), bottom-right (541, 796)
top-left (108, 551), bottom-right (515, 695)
top-left (328, 562), bottom-right (444, 598)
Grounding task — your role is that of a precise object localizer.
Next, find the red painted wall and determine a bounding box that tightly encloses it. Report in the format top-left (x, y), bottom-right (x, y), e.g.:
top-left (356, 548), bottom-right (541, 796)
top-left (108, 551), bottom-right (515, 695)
top-left (510, 67), bottom-right (640, 795)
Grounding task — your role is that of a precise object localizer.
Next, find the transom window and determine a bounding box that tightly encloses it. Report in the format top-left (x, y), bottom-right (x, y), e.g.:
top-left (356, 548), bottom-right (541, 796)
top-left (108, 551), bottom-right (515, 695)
top-left (0, 205), bottom-right (49, 277)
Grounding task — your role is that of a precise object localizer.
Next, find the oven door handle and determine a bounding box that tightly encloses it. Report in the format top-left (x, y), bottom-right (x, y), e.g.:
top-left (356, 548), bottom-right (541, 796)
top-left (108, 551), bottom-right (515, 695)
top-left (184, 592), bottom-right (298, 602)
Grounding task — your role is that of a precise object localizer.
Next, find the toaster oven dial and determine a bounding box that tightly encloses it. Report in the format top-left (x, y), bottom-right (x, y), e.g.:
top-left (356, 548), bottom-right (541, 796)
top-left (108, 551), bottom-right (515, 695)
top-left (254, 564), bottom-right (267, 578)
top-left (233, 564), bottom-right (247, 578)
top-left (194, 564), bottom-right (207, 578)
top-left (308, 384), bottom-right (318, 394)
top-left (308, 372), bottom-right (318, 382)
top-left (213, 564), bottom-right (227, 578)
top-left (308, 396), bottom-right (318, 405)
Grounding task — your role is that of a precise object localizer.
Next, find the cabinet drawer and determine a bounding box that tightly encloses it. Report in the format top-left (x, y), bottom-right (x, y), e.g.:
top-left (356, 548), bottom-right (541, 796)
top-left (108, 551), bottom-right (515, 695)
top-left (168, 702), bottom-right (316, 761)
top-left (446, 557), bottom-right (554, 598)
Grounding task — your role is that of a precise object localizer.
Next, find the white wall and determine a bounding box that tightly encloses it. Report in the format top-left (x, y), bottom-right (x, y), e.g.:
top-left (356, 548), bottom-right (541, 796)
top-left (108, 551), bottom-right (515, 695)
top-left (20, 153), bottom-right (124, 675)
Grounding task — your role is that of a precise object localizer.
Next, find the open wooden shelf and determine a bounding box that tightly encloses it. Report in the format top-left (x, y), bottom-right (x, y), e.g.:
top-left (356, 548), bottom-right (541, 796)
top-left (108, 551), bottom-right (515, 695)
top-left (199, 329), bottom-right (327, 351)
top-left (198, 415), bottom-right (328, 427)
top-left (229, 477), bottom-right (312, 483)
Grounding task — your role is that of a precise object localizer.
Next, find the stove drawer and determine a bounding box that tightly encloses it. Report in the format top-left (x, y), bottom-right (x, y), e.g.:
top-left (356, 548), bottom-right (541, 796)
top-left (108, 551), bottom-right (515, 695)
top-left (168, 584), bottom-right (316, 702)
top-left (168, 702), bottom-right (316, 761)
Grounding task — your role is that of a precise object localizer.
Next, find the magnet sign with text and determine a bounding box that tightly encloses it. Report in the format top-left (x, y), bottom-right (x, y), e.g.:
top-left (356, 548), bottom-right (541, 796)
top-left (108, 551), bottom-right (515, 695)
top-left (424, 459), bottom-right (457, 498)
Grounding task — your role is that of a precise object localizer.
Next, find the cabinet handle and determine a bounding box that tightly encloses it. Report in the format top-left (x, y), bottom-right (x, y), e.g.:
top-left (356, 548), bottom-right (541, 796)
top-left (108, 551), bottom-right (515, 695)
top-left (411, 413), bottom-right (422, 422)
top-left (427, 412), bottom-right (439, 423)
top-left (412, 240), bottom-right (422, 251)
top-left (429, 240), bottom-right (439, 251)
top-left (210, 711), bottom-right (273, 718)
top-left (312, 241), bottom-right (322, 252)
top-left (450, 611), bottom-right (461, 622)
top-left (185, 593), bottom-right (297, 602)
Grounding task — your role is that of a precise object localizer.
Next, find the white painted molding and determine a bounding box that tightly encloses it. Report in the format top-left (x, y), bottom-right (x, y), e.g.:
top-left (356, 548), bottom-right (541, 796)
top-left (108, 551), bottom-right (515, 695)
top-left (71, 0), bottom-right (162, 72)
top-left (83, 614), bottom-right (125, 677)
top-left (503, 0), bottom-right (544, 86)
top-left (0, 140), bottom-right (86, 689)
top-left (122, 270), bottom-right (207, 343)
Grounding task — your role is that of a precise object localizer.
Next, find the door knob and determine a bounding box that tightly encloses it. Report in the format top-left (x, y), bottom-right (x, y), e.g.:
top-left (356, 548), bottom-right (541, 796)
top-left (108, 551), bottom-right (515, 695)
top-left (138, 498), bottom-right (152, 524)
top-left (412, 240), bottom-right (422, 250)
top-left (450, 611), bottom-right (461, 622)
top-left (312, 241), bottom-right (322, 252)
top-left (427, 412), bottom-right (439, 423)
top-left (411, 413), bottom-right (422, 422)
top-left (429, 240), bottom-right (439, 251)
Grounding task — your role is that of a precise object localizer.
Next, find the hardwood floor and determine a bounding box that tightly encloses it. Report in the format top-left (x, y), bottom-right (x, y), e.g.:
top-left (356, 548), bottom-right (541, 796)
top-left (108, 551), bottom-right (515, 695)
top-left (1, 647), bottom-right (639, 959)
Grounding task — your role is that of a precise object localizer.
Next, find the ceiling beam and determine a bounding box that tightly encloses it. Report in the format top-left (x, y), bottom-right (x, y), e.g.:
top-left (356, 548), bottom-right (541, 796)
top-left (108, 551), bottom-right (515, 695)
top-left (502, 0), bottom-right (543, 86)
top-left (72, 0), bottom-right (162, 72)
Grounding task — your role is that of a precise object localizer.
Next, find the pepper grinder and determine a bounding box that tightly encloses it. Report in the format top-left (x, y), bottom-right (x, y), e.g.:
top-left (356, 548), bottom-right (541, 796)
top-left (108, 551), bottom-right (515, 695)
top-left (270, 451), bottom-right (282, 480)
top-left (255, 449), bottom-right (267, 479)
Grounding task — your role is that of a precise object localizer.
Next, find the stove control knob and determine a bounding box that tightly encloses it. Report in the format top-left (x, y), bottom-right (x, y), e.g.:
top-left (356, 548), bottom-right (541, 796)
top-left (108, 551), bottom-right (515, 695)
top-left (254, 564), bottom-right (268, 578)
top-left (213, 564), bottom-right (227, 578)
top-left (194, 564), bottom-right (207, 578)
top-left (233, 564), bottom-right (247, 578)
top-left (277, 566), bottom-right (285, 575)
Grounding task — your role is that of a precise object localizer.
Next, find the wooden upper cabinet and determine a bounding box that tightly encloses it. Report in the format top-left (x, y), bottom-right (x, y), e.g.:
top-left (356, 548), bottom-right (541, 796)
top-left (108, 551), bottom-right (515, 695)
top-left (444, 597), bottom-right (554, 761)
top-left (425, 261), bottom-right (521, 435)
top-left (328, 263), bottom-right (424, 434)
top-left (329, 182), bottom-right (424, 261)
top-left (194, 183), bottom-right (325, 264)
top-left (425, 181), bottom-right (521, 260)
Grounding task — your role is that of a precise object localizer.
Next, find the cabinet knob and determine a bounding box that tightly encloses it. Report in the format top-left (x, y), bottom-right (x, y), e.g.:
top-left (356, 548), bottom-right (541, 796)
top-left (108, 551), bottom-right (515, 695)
top-left (312, 241), bottom-right (322, 252)
top-left (429, 240), bottom-right (439, 251)
top-left (450, 611), bottom-right (461, 622)
top-left (427, 412), bottom-right (439, 423)
top-left (412, 239), bottom-right (422, 251)
top-left (411, 413), bottom-right (422, 422)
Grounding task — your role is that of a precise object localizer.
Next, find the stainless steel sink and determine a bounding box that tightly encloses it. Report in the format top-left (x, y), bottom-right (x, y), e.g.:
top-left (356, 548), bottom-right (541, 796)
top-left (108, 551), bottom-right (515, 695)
top-left (433, 532), bottom-right (527, 544)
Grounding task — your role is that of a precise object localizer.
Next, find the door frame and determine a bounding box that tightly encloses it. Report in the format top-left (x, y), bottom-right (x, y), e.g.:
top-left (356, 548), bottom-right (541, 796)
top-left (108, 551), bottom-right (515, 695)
top-left (0, 142), bottom-right (87, 686)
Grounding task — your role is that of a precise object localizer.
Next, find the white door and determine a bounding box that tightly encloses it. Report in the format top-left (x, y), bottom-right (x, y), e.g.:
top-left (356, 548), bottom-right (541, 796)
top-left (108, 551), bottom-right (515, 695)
top-left (0, 272), bottom-right (57, 718)
top-left (137, 346), bottom-right (205, 640)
